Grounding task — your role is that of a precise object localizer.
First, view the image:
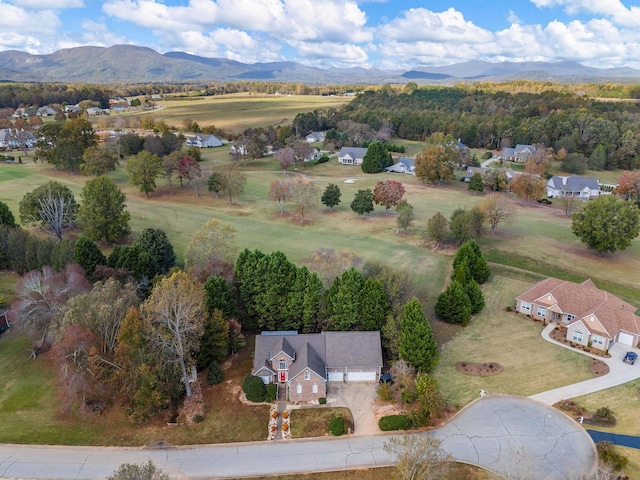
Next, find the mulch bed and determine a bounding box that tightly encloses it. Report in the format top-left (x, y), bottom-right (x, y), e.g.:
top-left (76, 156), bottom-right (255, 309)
top-left (549, 326), bottom-right (610, 358)
top-left (455, 362), bottom-right (504, 376)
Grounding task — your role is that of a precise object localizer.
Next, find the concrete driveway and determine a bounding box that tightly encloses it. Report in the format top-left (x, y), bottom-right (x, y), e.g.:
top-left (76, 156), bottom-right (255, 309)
top-left (327, 382), bottom-right (379, 435)
top-left (530, 324), bottom-right (640, 404)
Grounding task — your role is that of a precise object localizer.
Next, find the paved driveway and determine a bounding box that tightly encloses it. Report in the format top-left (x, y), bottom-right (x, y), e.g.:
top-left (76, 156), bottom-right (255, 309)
top-left (530, 324), bottom-right (640, 404)
top-left (0, 396), bottom-right (596, 480)
top-left (327, 382), bottom-right (379, 435)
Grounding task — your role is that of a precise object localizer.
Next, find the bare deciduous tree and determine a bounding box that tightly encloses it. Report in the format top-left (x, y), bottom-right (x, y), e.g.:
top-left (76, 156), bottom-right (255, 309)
top-left (480, 193), bottom-right (517, 230)
top-left (384, 435), bottom-right (453, 480)
top-left (141, 271), bottom-right (206, 397)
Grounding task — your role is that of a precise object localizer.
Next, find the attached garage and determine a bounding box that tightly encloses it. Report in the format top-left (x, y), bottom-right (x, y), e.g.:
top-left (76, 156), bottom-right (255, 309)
top-left (327, 371), bottom-right (344, 382)
top-left (618, 332), bottom-right (636, 346)
top-left (346, 370), bottom-right (377, 382)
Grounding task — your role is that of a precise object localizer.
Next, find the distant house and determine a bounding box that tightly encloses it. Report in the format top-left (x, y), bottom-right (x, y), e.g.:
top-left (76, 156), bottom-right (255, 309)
top-left (385, 157), bottom-right (415, 174)
top-left (306, 131), bottom-right (326, 143)
top-left (502, 144), bottom-right (536, 163)
top-left (230, 141), bottom-right (248, 156)
top-left (65, 104), bottom-right (80, 114)
top-left (253, 331), bottom-right (383, 402)
top-left (546, 174), bottom-right (601, 200)
top-left (516, 278), bottom-right (640, 350)
top-left (337, 146), bottom-right (368, 166)
top-left (86, 107), bottom-right (107, 116)
top-left (186, 134), bottom-right (223, 148)
top-left (36, 106), bottom-right (56, 117)
top-left (463, 166), bottom-right (519, 183)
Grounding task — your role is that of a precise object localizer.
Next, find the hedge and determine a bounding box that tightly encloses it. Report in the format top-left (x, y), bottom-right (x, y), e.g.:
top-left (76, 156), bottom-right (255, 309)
top-left (329, 416), bottom-right (344, 436)
top-left (378, 414), bottom-right (412, 431)
top-left (242, 374), bottom-right (266, 402)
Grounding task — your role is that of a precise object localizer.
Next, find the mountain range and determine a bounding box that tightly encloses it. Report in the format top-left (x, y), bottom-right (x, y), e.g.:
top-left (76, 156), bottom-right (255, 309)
top-left (1, 45), bottom-right (639, 85)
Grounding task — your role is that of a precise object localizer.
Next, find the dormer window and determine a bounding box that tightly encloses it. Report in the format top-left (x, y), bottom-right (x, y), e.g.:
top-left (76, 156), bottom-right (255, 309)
top-left (279, 360), bottom-right (286, 370)
top-left (304, 370), bottom-right (310, 380)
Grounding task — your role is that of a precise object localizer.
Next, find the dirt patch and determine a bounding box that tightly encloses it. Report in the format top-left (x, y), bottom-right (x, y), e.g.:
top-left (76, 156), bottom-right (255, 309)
top-left (589, 358), bottom-right (609, 377)
top-left (456, 362), bottom-right (504, 376)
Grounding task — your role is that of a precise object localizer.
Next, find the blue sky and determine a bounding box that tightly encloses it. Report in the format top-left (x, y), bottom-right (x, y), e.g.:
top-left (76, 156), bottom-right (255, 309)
top-left (3, 0), bottom-right (640, 69)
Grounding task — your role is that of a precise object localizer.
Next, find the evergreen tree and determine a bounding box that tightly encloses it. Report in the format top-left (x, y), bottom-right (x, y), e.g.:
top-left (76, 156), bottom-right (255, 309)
top-left (361, 141), bottom-right (391, 173)
top-left (325, 268), bottom-right (364, 330)
top-left (465, 279), bottom-right (485, 315)
top-left (350, 189), bottom-right (374, 216)
top-left (197, 309), bottom-right (230, 368)
top-left (359, 278), bottom-right (390, 331)
top-left (321, 183), bottom-right (342, 212)
top-left (75, 235), bottom-right (106, 277)
top-left (79, 176), bottom-right (130, 243)
top-left (302, 272), bottom-right (323, 333)
top-left (134, 228), bottom-right (176, 275)
top-left (452, 239), bottom-right (490, 284)
top-left (468, 172), bottom-right (484, 193)
top-left (203, 276), bottom-right (238, 319)
top-left (435, 281), bottom-right (472, 326)
top-left (398, 298), bottom-right (439, 373)
top-left (0, 201), bottom-right (16, 227)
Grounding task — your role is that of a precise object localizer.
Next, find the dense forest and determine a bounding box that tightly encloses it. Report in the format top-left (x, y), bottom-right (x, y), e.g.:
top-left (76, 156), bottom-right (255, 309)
top-left (341, 87), bottom-right (640, 170)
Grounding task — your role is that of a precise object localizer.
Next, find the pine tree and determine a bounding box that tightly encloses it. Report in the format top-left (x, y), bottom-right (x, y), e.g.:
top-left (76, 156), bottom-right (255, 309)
top-left (325, 268), bottom-right (364, 330)
top-left (435, 280), bottom-right (472, 325)
top-left (468, 172), bottom-right (484, 194)
top-left (465, 280), bottom-right (485, 315)
top-left (302, 272), bottom-right (323, 333)
top-left (75, 235), bottom-right (106, 278)
top-left (359, 278), bottom-right (389, 331)
top-left (203, 276), bottom-right (238, 319)
top-left (452, 239), bottom-right (490, 284)
top-left (197, 309), bottom-right (229, 367)
top-left (398, 298), bottom-right (439, 373)
top-left (361, 141), bottom-right (391, 173)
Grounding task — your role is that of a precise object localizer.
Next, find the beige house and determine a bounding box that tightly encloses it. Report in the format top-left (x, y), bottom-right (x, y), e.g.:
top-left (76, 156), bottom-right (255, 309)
top-left (252, 331), bottom-right (383, 403)
top-left (515, 278), bottom-right (640, 351)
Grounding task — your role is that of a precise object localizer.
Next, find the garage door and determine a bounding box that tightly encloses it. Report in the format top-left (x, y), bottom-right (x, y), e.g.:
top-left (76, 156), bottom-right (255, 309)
top-left (618, 332), bottom-right (635, 346)
top-left (346, 371), bottom-right (377, 382)
top-left (328, 371), bottom-right (343, 382)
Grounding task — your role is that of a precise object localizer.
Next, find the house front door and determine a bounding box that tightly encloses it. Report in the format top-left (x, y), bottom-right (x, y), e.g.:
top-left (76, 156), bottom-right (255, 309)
top-left (279, 371), bottom-right (287, 382)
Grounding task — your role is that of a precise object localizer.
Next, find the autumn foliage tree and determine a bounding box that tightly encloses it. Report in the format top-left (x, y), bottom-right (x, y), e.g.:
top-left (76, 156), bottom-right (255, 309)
top-left (274, 146), bottom-right (296, 174)
top-left (615, 170), bottom-right (640, 206)
top-left (509, 173), bottom-right (546, 201)
top-left (480, 193), bottom-right (516, 230)
top-left (269, 179), bottom-right (291, 214)
top-left (373, 180), bottom-right (406, 214)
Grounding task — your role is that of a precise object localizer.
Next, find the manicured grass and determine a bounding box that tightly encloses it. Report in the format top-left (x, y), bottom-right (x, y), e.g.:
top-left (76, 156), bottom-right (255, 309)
top-left (432, 275), bottom-right (594, 406)
top-left (290, 407), bottom-right (353, 438)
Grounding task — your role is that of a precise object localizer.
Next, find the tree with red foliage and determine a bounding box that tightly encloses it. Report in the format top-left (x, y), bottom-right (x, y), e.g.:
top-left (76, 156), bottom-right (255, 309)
top-left (177, 156), bottom-right (203, 196)
top-left (615, 170), bottom-right (640, 206)
top-left (373, 180), bottom-right (406, 215)
top-left (274, 147), bottom-right (296, 174)
top-left (269, 179), bottom-right (291, 214)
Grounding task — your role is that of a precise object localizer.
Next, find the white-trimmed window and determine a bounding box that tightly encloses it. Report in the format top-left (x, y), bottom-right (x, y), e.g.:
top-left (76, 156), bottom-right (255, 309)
top-left (296, 383), bottom-right (302, 394)
top-left (279, 360), bottom-right (286, 370)
top-left (536, 306), bottom-right (547, 317)
top-left (312, 383), bottom-right (318, 394)
top-left (592, 335), bottom-right (604, 346)
top-left (304, 370), bottom-right (310, 381)
top-left (572, 330), bottom-right (584, 343)
top-left (566, 314), bottom-right (575, 322)
top-left (520, 302), bottom-right (531, 312)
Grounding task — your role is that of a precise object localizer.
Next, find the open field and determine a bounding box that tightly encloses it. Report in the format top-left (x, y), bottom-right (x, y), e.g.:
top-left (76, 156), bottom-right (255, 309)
top-left (139, 93), bottom-right (351, 134)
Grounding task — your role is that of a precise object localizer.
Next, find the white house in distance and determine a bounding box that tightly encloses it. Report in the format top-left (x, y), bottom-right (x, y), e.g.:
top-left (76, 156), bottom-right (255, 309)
top-left (305, 131), bottom-right (326, 143)
top-left (385, 157), bottom-right (415, 174)
top-left (185, 134), bottom-right (223, 148)
top-left (546, 174), bottom-right (601, 200)
top-left (337, 146), bottom-right (368, 166)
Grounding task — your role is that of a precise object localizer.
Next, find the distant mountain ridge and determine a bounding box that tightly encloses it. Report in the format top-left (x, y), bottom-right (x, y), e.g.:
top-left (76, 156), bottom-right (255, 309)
top-left (0, 45), bottom-right (639, 84)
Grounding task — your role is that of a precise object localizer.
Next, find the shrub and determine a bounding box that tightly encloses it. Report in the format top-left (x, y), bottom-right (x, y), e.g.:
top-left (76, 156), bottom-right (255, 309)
top-left (206, 361), bottom-right (223, 385)
top-left (597, 441), bottom-right (629, 471)
top-left (506, 306), bottom-right (512, 312)
top-left (319, 397), bottom-right (327, 404)
top-left (192, 413), bottom-right (204, 423)
top-left (594, 406), bottom-right (616, 426)
top-left (377, 382), bottom-right (393, 402)
top-left (318, 154), bottom-right (330, 164)
top-left (329, 416), bottom-right (344, 436)
top-left (378, 415), bottom-right (412, 431)
top-left (242, 374), bottom-right (266, 402)
top-left (265, 383), bottom-right (277, 403)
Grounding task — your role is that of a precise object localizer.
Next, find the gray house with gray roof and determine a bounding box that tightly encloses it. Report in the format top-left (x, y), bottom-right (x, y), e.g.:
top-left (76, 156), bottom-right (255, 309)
top-left (546, 174), bottom-right (601, 200)
top-left (253, 331), bottom-right (382, 402)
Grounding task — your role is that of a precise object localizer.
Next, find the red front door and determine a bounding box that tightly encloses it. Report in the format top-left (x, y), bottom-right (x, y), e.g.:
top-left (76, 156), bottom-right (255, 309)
top-left (279, 371), bottom-right (287, 382)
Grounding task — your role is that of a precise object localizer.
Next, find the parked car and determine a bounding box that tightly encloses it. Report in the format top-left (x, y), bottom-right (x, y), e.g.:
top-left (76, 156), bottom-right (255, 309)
top-left (379, 372), bottom-right (393, 384)
top-left (623, 352), bottom-right (637, 365)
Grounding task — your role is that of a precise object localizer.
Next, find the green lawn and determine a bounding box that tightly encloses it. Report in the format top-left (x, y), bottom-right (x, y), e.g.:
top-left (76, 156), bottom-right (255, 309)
top-left (432, 275), bottom-right (594, 406)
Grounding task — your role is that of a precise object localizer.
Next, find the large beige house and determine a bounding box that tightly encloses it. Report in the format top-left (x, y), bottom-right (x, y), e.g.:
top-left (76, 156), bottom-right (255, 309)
top-left (515, 278), bottom-right (640, 351)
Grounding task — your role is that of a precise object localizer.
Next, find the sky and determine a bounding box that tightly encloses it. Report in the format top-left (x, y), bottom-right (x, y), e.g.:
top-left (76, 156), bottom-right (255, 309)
top-left (3, 0), bottom-right (640, 70)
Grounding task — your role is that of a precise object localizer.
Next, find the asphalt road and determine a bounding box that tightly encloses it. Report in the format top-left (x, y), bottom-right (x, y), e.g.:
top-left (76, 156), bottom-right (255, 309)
top-left (0, 396), bottom-right (596, 480)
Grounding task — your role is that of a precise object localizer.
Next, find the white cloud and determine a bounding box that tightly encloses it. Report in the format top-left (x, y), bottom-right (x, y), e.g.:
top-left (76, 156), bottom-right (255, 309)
top-left (530, 0), bottom-right (640, 27)
top-left (295, 41), bottom-right (369, 66)
top-left (379, 8), bottom-right (493, 43)
top-left (0, 2), bottom-right (60, 35)
top-left (10, 0), bottom-right (83, 7)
